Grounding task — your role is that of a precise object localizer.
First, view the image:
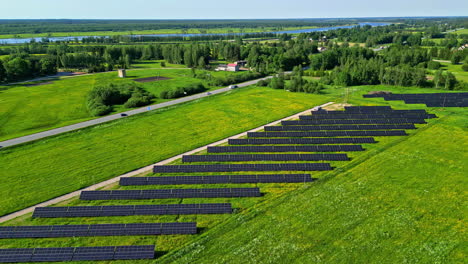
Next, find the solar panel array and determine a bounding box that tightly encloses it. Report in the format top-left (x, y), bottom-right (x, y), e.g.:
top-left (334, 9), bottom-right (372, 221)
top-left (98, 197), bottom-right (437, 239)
top-left (0, 245), bottom-right (155, 262)
top-left (33, 203), bottom-right (233, 218)
top-left (120, 174), bottom-right (314, 185)
top-left (264, 124), bottom-right (416, 131)
top-left (362, 92), bottom-right (468, 107)
top-left (183, 154), bottom-right (349, 162)
top-left (153, 163), bottom-right (332, 173)
top-left (208, 145), bottom-right (363, 153)
top-left (300, 113), bottom-right (436, 119)
top-left (282, 119), bottom-right (427, 125)
top-left (0, 223), bottom-right (196, 239)
top-left (80, 188), bottom-right (261, 200)
top-left (228, 138), bottom-right (376, 145)
top-left (248, 131), bottom-right (407, 138)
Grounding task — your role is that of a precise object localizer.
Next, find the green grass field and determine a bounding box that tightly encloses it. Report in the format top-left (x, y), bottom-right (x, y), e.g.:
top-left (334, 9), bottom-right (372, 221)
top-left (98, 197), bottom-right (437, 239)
top-left (453, 28), bottom-right (468, 35)
top-left (0, 67), bottom-right (251, 141)
top-left (0, 86), bottom-right (334, 217)
top-left (1, 84), bottom-right (466, 264)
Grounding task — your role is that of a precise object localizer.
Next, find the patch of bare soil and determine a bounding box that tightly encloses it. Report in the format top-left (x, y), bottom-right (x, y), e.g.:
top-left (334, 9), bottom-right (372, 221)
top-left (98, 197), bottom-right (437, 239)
top-left (322, 103), bottom-right (352, 111)
top-left (133, 76), bottom-right (171, 83)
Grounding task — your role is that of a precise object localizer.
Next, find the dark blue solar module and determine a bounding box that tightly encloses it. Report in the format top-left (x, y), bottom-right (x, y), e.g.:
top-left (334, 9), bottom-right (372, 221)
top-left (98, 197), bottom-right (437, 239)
top-left (282, 119), bottom-right (427, 125)
top-left (153, 163), bottom-right (332, 173)
top-left (120, 174), bottom-right (314, 185)
top-left (362, 93), bottom-right (468, 107)
top-left (299, 113), bottom-right (436, 120)
top-left (228, 137), bottom-right (376, 145)
top-left (80, 188), bottom-right (261, 200)
top-left (183, 153), bottom-right (349, 162)
top-left (207, 145), bottom-right (363, 152)
top-left (0, 245), bottom-right (155, 262)
top-left (247, 130), bottom-right (407, 138)
top-left (32, 203), bottom-right (232, 218)
top-left (264, 124), bottom-right (416, 131)
top-left (0, 223), bottom-right (197, 239)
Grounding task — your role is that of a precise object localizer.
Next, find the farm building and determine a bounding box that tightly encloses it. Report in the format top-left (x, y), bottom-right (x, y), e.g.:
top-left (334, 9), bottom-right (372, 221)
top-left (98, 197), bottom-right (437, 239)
top-left (216, 63), bottom-right (240, 72)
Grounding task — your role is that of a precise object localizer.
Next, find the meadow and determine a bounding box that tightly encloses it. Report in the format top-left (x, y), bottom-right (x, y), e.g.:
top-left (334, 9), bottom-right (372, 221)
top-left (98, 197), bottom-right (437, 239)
top-left (1, 84), bottom-right (466, 264)
top-left (0, 67), bottom-right (252, 141)
top-left (0, 86), bottom-right (334, 217)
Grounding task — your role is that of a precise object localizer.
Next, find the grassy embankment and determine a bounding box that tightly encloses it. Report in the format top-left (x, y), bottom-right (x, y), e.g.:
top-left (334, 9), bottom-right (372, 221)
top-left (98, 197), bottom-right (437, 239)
top-left (1, 85), bottom-right (466, 264)
top-left (0, 67), bottom-right (253, 141)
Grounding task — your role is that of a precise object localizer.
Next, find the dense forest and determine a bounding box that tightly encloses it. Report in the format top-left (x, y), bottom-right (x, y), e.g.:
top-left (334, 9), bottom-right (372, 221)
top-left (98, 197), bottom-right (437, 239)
top-left (0, 18), bottom-right (467, 90)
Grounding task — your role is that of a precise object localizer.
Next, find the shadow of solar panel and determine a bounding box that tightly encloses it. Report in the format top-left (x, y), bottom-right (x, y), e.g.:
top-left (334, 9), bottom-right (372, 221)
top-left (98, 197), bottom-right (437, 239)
top-left (248, 131), bottom-right (407, 138)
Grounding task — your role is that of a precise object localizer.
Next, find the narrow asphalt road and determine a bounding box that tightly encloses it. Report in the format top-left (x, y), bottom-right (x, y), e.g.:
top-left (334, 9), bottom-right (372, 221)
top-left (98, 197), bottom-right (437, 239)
top-left (0, 76), bottom-right (273, 149)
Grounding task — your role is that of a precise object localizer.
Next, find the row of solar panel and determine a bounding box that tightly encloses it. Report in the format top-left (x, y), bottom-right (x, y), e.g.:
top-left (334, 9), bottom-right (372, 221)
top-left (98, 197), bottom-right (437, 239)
top-left (425, 101), bottom-right (468, 107)
top-left (248, 131), bottom-right (407, 138)
top-left (299, 113), bottom-right (436, 120)
top-left (120, 174), bottom-right (314, 186)
top-left (0, 245), bottom-right (155, 262)
top-left (80, 188), bottom-right (261, 200)
top-left (264, 124), bottom-right (416, 131)
top-left (0, 223), bottom-right (196, 239)
top-left (228, 137), bottom-right (375, 145)
top-left (208, 145), bottom-right (363, 153)
top-left (183, 154), bottom-right (349, 162)
top-left (33, 203), bottom-right (232, 218)
top-left (343, 106), bottom-right (392, 111)
top-left (363, 93), bottom-right (468, 99)
top-left (153, 163), bottom-right (332, 173)
top-left (312, 109), bottom-right (427, 115)
top-left (282, 119), bottom-right (427, 125)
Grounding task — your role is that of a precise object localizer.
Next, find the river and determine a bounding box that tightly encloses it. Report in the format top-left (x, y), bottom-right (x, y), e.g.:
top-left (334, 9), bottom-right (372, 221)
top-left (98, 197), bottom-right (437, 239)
top-left (0, 22), bottom-right (390, 44)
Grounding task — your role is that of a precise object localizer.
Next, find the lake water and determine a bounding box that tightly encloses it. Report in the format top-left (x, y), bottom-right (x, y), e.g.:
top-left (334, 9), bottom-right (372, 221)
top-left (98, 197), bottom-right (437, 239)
top-left (0, 22), bottom-right (390, 44)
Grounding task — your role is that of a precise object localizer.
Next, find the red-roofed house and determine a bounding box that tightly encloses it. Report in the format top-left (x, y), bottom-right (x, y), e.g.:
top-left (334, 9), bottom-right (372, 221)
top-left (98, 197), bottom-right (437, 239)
top-left (227, 63), bottom-right (240, 72)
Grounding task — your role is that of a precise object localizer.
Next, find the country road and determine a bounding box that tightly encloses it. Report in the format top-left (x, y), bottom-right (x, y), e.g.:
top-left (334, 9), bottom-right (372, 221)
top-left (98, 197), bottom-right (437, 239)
top-left (0, 75), bottom-right (273, 149)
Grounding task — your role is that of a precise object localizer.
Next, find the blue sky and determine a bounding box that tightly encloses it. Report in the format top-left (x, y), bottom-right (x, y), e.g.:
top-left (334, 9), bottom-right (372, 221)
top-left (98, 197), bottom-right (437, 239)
top-left (2, 0), bottom-right (467, 19)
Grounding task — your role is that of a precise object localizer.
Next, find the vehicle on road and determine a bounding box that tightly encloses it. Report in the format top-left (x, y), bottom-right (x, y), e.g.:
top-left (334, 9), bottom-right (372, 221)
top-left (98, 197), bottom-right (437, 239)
top-left (229, 85), bottom-right (238, 89)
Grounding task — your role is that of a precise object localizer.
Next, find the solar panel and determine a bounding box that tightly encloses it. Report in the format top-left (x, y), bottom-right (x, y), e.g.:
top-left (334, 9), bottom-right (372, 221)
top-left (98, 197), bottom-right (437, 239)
top-left (0, 246), bottom-right (155, 262)
top-left (153, 163), bottom-right (332, 173)
top-left (228, 137), bottom-right (376, 145)
top-left (0, 223), bottom-right (196, 239)
top-left (247, 131), bottom-right (407, 138)
top-left (207, 145), bottom-right (363, 153)
top-left (299, 113), bottom-right (436, 119)
top-left (32, 203), bottom-right (232, 218)
top-left (282, 119), bottom-right (427, 125)
top-left (264, 124), bottom-right (415, 131)
top-left (80, 188), bottom-right (261, 200)
top-left (183, 154), bottom-right (349, 162)
top-left (120, 174), bottom-right (314, 185)
top-left (364, 93), bottom-right (468, 107)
